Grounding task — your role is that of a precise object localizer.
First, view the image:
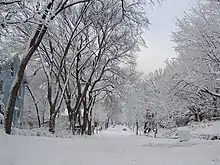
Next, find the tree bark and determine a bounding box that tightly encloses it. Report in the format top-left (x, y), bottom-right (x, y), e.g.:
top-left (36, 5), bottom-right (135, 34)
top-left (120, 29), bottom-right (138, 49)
top-left (88, 119), bottom-right (92, 135)
top-left (136, 120), bottom-right (139, 135)
top-left (49, 114), bottom-right (55, 133)
top-left (105, 116), bottom-right (110, 130)
top-left (77, 112), bottom-right (81, 134)
top-left (72, 112), bottom-right (77, 135)
top-left (26, 84), bottom-right (41, 128)
top-left (65, 98), bottom-right (73, 131)
top-left (87, 108), bottom-right (93, 135)
top-left (81, 111), bottom-right (88, 135)
top-left (81, 99), bottom-right (88, 135)
top-left (49, 104), bottom-right (56, 133)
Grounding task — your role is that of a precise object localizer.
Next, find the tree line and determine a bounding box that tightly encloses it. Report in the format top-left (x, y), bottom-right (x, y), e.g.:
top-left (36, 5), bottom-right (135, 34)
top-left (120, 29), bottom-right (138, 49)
top-left (122, 1), bottom-right (220, 135)
top-left (0, 0), bottom-right (158, 135)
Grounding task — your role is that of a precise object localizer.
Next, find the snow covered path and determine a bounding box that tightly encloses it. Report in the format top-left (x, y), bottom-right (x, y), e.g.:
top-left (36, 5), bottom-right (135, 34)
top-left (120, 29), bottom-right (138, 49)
top-left (0, 126), bottom-right (220, 165)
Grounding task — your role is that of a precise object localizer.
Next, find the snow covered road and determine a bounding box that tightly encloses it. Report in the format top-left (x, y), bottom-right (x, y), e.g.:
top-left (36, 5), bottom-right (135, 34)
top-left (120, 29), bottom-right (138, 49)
top-left (0, 126), bottom-right (220, 165)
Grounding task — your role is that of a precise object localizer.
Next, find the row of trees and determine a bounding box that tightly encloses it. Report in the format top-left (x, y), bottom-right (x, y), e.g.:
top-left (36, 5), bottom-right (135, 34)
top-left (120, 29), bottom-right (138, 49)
top-left (1, 0), bottom-right (162, 135)
top-left (122, 1), bottom-right (220, 134)
top-left (3, 0), bottom-right (220, 136)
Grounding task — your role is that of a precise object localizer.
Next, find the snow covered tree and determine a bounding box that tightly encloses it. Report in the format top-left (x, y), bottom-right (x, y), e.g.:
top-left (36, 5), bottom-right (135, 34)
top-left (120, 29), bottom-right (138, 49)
top-left (171, 1), bottom-right (220, 121)
top-left (2, 0), bottom-right (163, 134)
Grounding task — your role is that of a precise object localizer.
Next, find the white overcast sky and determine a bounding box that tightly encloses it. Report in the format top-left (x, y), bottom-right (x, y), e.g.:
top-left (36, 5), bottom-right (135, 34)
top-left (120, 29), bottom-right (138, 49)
top-left (137, 0), bottom-right (199, 74)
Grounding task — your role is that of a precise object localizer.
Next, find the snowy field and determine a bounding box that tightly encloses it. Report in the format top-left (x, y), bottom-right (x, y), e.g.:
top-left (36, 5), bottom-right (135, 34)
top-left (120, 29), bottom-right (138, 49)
top-left (0, 125), bottom-right (220, 165)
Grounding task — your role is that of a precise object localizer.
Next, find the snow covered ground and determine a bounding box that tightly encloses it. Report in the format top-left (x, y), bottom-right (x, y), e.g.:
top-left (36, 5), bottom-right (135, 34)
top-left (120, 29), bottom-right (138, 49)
top-left (0, 125), bottom-right (220, 165)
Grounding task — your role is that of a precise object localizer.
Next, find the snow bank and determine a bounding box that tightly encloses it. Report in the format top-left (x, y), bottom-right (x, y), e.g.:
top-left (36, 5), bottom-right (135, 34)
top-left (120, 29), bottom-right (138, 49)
top-left (11, 117), bottom-right (82, 138)
top-left (158, 121), bottom-right (220, 140)
top-left (178, 127), bottom-right (191, 141)
top-left (8, 121), bottom-right (220, 141)
top-left (191, 121), bottom-right (220, 135)
top-left (11, 124), bottom-right (131, 139)
top-left (11, 127), bottom-right (76, 138)
top-left (191, 121), bottom-right (220, 140)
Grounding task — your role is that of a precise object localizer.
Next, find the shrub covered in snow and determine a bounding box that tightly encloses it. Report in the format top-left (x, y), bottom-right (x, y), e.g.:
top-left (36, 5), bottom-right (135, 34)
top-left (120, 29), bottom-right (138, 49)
top-left (0, 113), bottom-right (4, 124)
top-left (157, 121), bottom-right (220, 141)
top-left (193, 133), bottom-right (220, 140)
top-left (11, 127), bottom-right (77, 138)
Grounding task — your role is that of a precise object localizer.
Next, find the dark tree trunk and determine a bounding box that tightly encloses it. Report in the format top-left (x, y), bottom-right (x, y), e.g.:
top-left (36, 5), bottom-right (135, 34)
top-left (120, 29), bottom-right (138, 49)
top-left (136, 121), bottom-right (139, 135)
top-left (87, 109), bottom-right (93, 135)
top-left (71, 112), bottom-right (78, 135)
top-left (88, 119), bottom-right (92, 135)
top-left (77, 113), bottom-right (81, 134)
top-left (26, 84), bottom-right (41, 128)
top-left (154, 128), bottom-right (157, 138)
top-left (66, 100), bottom-right (73, 131)
top-left (42, 112), bottom-right (45, 123)
top-left (194, 113), bottom-right (199, 122)
top-left (49, 104), bottom-right (56, 133)
top-left (49, 114), bottom-right (55, 133)
top-left (81, 97), bottom-right (89, 135)
top-left (5, 77), bottom-right (21, 134)
top-left (105, 117), bottom-right (109, 130)
top-left (81, 110), bottom-right (88, 135)
top-left (67, 110), bottom-right (74, 135)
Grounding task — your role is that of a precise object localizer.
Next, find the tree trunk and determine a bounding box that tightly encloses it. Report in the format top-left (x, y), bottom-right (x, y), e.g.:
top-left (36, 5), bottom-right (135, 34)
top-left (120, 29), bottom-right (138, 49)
top-left (64, 96), bottom-right (74, 134)
top-left (4, 77), bottom-right (21, 134)
top-left (194, 113), bottom-right (200, 122)
top-left (81, 110), bottom-right (88, 135)
top-left (87, 120), bottom-right (91, 135)
top-left (105, 116), bottom-right (110, 130)
top-left (42, 112), bottom-right (45, 123)
top-left (67, 109), bottom-right (74, 135)
top-left (87, 108), bottom-right (93, 135)
top-left (136, 121), bottom-right (139, 135)
top-left (49, 114), bottom-right (55, 133)
top-left (26, 84), bottom-right (41, 128)
top-left (81, 98), bottom-right (89, 135)
top-left (77, 113), bottom-right (81, 135)
top-left (71, 112), bottom-right (77, 135)
top-left (66, 100), bottom-right (73, 130)
top-left (49, 105), bottom-right (56, 133)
